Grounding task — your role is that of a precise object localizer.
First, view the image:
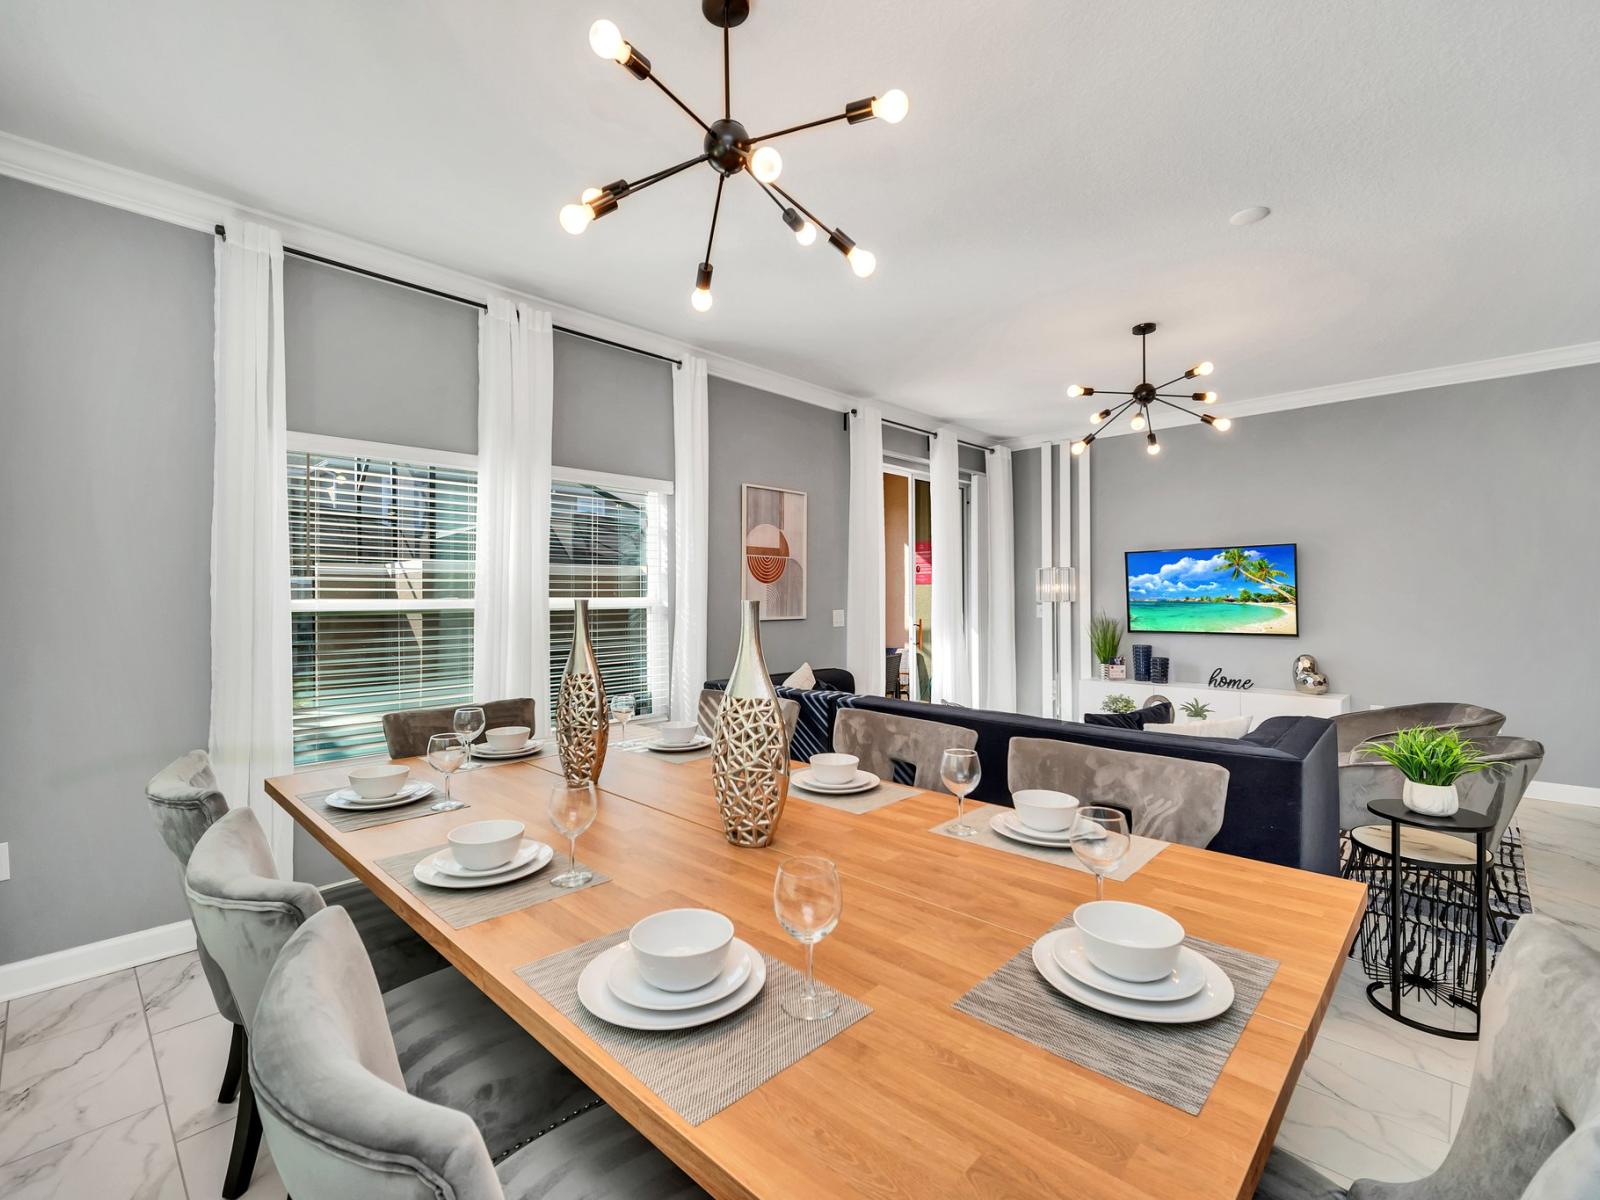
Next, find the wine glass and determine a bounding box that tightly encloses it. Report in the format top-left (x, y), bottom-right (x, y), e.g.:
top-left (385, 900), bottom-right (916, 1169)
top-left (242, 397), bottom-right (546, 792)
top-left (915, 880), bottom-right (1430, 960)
top-left (610, 694), bottom-right (637, 748)
top-left (1072, 806), bottom-right (1131, 901)
top-left (773, 857), bottom-right (843, 1021)
top-left (548, 782), bottom-right (598, 888)
top-left (939, 748), bottom-right (982, 837)
top-left (453, 706), bottom-right (487, 770)
top-left (425, 733), bottom-right (468, 812)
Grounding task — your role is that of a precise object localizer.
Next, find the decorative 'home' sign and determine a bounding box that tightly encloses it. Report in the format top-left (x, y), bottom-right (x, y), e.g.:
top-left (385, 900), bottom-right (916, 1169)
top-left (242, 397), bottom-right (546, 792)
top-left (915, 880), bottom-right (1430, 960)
top-left (1208, 668), bottom-right (1255, 691)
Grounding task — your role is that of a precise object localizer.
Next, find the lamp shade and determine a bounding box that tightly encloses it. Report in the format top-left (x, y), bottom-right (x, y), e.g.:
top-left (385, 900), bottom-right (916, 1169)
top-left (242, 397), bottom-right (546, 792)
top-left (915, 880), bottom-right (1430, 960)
top-left (1035, 566), bottom-right (1076, 604)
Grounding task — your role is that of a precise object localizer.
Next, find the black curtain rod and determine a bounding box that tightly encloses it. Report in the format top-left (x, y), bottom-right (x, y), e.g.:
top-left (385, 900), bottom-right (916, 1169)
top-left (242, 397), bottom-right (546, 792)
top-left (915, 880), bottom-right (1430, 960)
top-left (213, 225), bottom-right (683, 367)
top-left (847, 407), bottom-right (993, 454)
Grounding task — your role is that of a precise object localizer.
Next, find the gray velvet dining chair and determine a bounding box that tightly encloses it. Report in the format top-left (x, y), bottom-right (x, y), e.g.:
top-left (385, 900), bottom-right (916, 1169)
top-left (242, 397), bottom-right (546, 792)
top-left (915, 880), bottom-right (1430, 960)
top-left (251, 905), bottom-right (707, 1200)
top-left (697, 687), bottom-right (799, 748)
top-left (832, 708), bottom-right (978, 790)
top-left (1331, 703), bottom-right (1505, 758)
top-left (1007, 737), bottom-right (1229, 848)
top-left (382, 696), bottom-right (538, 759)
top-left (144, 752), bottom-right (441, 1112)
top-left (185, 807), bottom-right (593, 1199)
top-left (1255, 914), bottom-right (1600, 1199)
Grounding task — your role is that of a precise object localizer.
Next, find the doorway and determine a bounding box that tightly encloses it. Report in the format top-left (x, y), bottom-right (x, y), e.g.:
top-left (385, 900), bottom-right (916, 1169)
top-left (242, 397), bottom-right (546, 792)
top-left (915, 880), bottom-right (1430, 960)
top-left (882, 470), bottom-right (933, 701)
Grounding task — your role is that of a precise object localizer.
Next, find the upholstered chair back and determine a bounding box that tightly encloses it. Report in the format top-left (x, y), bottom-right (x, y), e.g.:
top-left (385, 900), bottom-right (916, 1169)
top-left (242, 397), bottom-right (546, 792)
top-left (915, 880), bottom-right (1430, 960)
top-left (1331, 702), bottom-right (1506, 757)
top-left (146, 750), bottom-right (240, 1024)
top-left (251, 907), bottom-right (505, 1200)
top-left (1338, 736), bottom-right (1544, 841)
top-left (833, 709), bottom-right (978, 791)
top-left (185, 807), bottom-right (326, 1030)
top-left (382, 697), bottom-right (537, 760)
top-left (1007, 737), bottom-right (1230, 848)
top-left (697, 688), bottom-right (800, 748)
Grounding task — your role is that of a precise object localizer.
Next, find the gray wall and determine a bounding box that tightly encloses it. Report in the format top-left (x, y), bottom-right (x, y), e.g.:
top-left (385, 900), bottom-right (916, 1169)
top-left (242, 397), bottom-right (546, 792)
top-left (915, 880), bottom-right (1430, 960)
top-left (706, 378), bottom-right (850, 678)
top-left (552, 332), bottom-right (674, 479)
top-left (1088, 364), bottom-right (1600, 784)
top-left (0, 178), bottom-right (215, 962)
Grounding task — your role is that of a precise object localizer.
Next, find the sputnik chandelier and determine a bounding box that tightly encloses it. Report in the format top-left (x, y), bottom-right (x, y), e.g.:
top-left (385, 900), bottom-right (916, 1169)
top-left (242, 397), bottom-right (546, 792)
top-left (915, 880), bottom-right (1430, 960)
top-left (558, 0), bottom-right (908, 312)
top-left (1068, 322), bottom-right (1232, 458)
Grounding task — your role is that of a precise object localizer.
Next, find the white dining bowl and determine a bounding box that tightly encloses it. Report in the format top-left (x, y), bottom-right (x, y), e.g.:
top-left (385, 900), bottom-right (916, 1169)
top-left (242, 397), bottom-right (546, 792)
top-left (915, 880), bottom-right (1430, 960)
top-left (1012, 789), bottom-right (1080, 833)
top-left (446, 819), bottom-right (525, 871)
top-left (809, 753), bottom-right (860, 786)
top-left (1073, 900), bottom-right (1185, 983)
top-left (628, 908), bottom-right (735, 993)
top-left (349, 763), bottom-right (409, 799)
top-left (658, 721), bottom-right (700, 747)
top-left (484, 726), bottom-right (530, 753)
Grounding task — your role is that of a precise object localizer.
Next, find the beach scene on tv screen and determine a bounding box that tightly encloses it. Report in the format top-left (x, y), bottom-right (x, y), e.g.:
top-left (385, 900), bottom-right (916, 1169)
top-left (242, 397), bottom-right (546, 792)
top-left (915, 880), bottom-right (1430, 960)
top-left (1126, 544), bottom-right (1298, 635)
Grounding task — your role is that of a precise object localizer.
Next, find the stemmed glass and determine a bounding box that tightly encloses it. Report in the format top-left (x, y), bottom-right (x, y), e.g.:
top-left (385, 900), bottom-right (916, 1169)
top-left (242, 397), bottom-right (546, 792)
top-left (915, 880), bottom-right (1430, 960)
top-left (425, 733), bottom-right (468, 812)
top-left (1072, 806), bottom-right (1131, 901)
top-left (939, 748), bottom-right (982, 837)
top-left (453, 705), bottom-right (487, 770)
top-left (773, 857), bottom-right (843, 1021)
top-left (548, 782), bottom-right (598, 888)
top-left (610, 694), bottom-right (637, 749)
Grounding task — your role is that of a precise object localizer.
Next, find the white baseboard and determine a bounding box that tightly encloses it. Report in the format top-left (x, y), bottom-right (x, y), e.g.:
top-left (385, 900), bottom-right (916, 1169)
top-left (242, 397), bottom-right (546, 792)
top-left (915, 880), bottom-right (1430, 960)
top-left (0, 920), bottom-right (196, 1003)
top-left (1527, 781), bottom-right (1600, 808)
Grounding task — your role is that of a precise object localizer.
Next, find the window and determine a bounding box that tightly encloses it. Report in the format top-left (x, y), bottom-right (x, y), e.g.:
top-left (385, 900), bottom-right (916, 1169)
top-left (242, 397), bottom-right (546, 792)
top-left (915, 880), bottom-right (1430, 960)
top-left (288, 438), bottom-right (477, 764)
top-left (548, 471), bottom-right (671, 721)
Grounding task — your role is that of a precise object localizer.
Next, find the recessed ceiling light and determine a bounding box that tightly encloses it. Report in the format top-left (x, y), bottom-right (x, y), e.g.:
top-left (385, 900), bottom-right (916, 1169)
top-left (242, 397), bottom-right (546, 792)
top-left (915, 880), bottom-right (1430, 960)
top-left (1230, 205), bottom-right (1271, 226)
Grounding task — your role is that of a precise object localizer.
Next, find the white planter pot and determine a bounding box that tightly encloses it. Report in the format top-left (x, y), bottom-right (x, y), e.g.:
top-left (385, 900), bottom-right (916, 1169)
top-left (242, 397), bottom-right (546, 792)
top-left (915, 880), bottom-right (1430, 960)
top-left (1402, 779), bottom-right (1459, 817)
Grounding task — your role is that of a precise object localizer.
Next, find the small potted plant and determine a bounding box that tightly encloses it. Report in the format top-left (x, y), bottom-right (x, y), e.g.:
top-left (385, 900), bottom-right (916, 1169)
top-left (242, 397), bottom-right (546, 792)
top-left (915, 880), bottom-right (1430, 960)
top-left (1357, 726), bottom-right (1498, 817)
top-left (1102, 693), bottom-right (1136, 715)
top-left (1090, 612), bottom-right (1126, 680)
top-left (1181, 698), bottom-right (1213, 721)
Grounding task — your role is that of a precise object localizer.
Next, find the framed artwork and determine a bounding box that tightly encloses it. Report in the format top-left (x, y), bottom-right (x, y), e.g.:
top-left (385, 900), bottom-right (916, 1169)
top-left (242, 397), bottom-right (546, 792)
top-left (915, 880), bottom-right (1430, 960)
top-left (741, 483), bottom-right (807, 620)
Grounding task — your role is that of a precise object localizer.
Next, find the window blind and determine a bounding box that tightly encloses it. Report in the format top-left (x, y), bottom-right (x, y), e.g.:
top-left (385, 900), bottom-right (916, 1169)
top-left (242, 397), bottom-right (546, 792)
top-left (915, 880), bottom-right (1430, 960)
top-left (288, 449), bottom-right (477, 764)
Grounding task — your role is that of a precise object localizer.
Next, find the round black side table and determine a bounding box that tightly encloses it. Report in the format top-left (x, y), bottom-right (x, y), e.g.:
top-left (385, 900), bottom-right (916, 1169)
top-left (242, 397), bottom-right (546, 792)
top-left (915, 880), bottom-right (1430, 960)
top-left (1363, 796), bottom-right (1496, 1040)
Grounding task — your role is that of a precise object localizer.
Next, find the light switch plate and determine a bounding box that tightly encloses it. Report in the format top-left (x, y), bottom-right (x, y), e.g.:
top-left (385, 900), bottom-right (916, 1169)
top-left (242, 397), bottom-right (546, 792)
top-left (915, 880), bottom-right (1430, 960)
top-left (0, 842), bottom-right (9, 882)
top-left (832, 609), bottom-right (845, 627)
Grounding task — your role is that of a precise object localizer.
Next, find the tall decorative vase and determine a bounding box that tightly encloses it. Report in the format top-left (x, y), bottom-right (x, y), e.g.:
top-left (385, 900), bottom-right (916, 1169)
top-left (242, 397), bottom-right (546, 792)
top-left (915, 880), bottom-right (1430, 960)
top-left (710, 600), bottom-right (790, 847)
top-left (556, 599), bottom-right (608, 785)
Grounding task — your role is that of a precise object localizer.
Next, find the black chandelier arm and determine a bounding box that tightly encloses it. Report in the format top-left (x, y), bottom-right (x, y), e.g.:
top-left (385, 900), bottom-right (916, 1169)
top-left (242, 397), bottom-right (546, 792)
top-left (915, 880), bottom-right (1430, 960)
top-left (748, 110), bottom-right (852, 144)
top-left (769, 181), bottom-right (835, 237)
top-left (704, 175), bottom-right (727, 263)
top-left (1153, 373), bottom-right (1195, 392)
top-left (747, 172), bottom-right (789, 213)
top-left (1151, 396), bottom-right (1209, 423)
top-left (644, 71), bottom-right (714, 135)
top-left (626, 152), bottom-right (711, 196)
top-left (723, 12), bottom-right (731, 118)
top-left (1091, 399), bottom-right (1138, 432)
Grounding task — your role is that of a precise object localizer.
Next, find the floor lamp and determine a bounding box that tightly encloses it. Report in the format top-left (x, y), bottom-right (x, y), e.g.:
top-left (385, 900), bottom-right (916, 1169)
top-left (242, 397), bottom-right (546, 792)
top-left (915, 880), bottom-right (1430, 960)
top-left (1036, 566), bottom-right (1076, 719)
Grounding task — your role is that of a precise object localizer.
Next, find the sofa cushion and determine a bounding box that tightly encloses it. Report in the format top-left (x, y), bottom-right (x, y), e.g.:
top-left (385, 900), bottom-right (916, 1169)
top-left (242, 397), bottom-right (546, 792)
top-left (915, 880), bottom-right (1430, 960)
top-left (1084, 700), bottom-right (1174, 730)
top-left (782, 662), bottom-right (817, 689)
top-left (1145, 716), bottom-right (1252, 740)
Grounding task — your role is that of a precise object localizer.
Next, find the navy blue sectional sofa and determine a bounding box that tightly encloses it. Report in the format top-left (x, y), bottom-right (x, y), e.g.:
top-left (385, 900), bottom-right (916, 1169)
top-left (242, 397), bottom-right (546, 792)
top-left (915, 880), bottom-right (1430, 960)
top-left (705, 671), bottom-right (1340, 874)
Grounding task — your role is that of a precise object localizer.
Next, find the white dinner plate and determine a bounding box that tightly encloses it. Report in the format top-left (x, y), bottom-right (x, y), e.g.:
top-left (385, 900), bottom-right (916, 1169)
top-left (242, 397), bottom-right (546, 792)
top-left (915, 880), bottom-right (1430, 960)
top-left (994, 811), bottom-right (1077, 844)
top-left (1050, 927), bottom-right (1207, 1002)
top-left (578, 942), bottom-right (767, 1031)
top-left (471, 739), bottom-right (546, 760)
top-left (1031, 929), bottom-right (1234, 1023)
top-left (324, 781), bottom-right (437, 811)
top-left (605, 938), bottom-right (757, 1011)
top-left (429, 838), bottom-right (547, 880)
top-left (646, 736), bottom-right (713, 753)
top-left (791, 769), bottom-right (881, 796)
top-left (412, 841), bottom-right (553, 889)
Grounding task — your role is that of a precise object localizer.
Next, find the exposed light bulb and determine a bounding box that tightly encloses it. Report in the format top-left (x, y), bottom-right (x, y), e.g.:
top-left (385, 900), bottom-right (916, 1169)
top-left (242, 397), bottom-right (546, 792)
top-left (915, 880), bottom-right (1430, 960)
top-left (848, 246), bottom-right (877, 278)
top-left (1194, 361), bottom-right (1215, 377)
top-left (1129, 412), bottom-right (1146, 432)
top-left (871, 89), bottom-right (910, 124)
top-left (1198, 390), bottom-right (1218, 404)
top-left (1147, 434), bottom-right (1161, 455)
top-left (588, 19), bottom-right (624, 60)
top-left (794, 220), bottom-right (817, 246)
top-left (1089, 409), bottom-right (1110, 425)
top-left (691, 286), bottom-right (713, 313)
top-left (1066, 384), bottom-right (1086, 398)
top-left (559, 203), bottom-right (593, 235)
top-left (581, 187), bottom-right (602, 204)
top-left (1214, 417), bottom-right (1232, 431)
top-left (1070, 439), bottom-right (1088, 456)
top-left (751, 146), bottom-right (783, 183)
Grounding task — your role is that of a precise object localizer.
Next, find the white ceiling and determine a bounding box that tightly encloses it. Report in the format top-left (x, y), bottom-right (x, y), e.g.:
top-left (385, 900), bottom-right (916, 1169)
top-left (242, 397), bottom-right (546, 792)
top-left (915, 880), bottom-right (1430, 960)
top-left (3, 1), bottom-right (1598, 440)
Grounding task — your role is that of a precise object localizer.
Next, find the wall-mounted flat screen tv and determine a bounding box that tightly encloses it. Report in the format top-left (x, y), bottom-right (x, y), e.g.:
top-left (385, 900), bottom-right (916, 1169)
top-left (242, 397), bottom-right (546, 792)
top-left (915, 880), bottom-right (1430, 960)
top-left (1125, 544), bottom-right (1298, 636)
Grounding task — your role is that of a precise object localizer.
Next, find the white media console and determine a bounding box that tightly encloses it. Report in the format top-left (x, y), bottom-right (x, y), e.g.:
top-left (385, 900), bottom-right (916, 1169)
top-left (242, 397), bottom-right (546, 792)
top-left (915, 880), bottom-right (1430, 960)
top-left (1076, 677), bottom-right (1350, 728)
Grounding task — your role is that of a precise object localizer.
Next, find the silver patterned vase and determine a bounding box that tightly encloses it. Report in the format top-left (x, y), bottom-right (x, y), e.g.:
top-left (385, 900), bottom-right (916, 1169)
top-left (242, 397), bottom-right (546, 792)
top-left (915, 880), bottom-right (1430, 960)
top-left (556, 599), bottom-right (608, 785)
top-left (710, 599), bottom-right (790, 847)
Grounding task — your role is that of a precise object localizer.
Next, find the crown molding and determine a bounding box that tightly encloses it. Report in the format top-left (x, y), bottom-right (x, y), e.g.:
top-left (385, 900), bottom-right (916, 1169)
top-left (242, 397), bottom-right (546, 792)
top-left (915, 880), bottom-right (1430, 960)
top-left (0, 129), bottom-right (996, 442)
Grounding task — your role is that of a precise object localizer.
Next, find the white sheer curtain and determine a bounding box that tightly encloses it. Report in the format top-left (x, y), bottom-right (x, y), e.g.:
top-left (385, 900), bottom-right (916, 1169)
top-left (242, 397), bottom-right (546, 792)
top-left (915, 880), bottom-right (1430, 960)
top-left (211, 221), bottom-right (293, 874)
top-left (984, 446), bottom-right (1017, 710)
top-left (929, 427), bottom-right (971, 705)
top-left (669, 355), bottom-right (710, 722)
top-left (846, 405), bottom-right (886, 696)
top-left (472, 299), bottom-right (554, 731)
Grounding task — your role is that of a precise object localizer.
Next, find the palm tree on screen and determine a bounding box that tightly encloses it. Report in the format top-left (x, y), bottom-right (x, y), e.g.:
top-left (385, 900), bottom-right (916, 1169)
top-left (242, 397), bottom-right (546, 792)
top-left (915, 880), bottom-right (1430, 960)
top-left (1221, 548), bottom-right (1296, 604)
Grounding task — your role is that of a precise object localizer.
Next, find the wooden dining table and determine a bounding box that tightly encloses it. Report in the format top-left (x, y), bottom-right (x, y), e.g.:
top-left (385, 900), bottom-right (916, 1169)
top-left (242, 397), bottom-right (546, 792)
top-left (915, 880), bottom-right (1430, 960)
top-left (267, 739), bottom-right (1366, 1200)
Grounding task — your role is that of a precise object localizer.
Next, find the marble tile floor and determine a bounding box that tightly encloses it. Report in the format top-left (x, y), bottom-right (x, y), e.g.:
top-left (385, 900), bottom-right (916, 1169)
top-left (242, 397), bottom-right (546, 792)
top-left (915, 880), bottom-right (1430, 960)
top-left (0, 797), bottom-right (1593, 1198)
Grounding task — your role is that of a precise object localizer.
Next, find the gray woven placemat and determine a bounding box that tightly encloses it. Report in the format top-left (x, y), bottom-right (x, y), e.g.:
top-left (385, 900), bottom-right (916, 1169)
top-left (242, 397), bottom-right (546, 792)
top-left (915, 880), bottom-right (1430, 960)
top-left (929, 815), bottom-right (1168, 881)
top-left (516, 929), bottom-right (871, 1125)
top-left (375, 843), bottom-right (609, 929)
top-left (955, 917), bottom-right (1278, 1114)
top-left (790, 780), bottom-right (921, 815)
top-left (299, 785), bottom-right (469, 833)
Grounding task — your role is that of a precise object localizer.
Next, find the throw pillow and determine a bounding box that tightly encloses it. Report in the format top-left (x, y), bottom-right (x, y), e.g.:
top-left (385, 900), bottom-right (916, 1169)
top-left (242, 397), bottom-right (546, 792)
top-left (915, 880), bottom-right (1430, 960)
top-left (1147, 715), bottom-right (1251, 739)
top-left (783, 662), bottom-right (817, 689)
top-left (1083, 700), bottom-right (1174, 730)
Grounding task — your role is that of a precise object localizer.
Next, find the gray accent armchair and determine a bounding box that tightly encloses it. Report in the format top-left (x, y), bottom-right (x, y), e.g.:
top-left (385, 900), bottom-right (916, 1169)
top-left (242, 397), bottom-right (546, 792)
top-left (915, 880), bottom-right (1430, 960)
top-left (1340, 736), bottom-right (1544, 844)
top-left (1332, 703), bottom-right (1505, 758)
top-left (1256, 914), bottom-right (1600, 1199)
top-left (1008, 737), bottom-right (1230, 847)
top-left (833, 708), bottom-right (978, 791)
top-left (251, 906), bottom-right (706, 1199)
top-left (382, 697), bottom-right (538, 759)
